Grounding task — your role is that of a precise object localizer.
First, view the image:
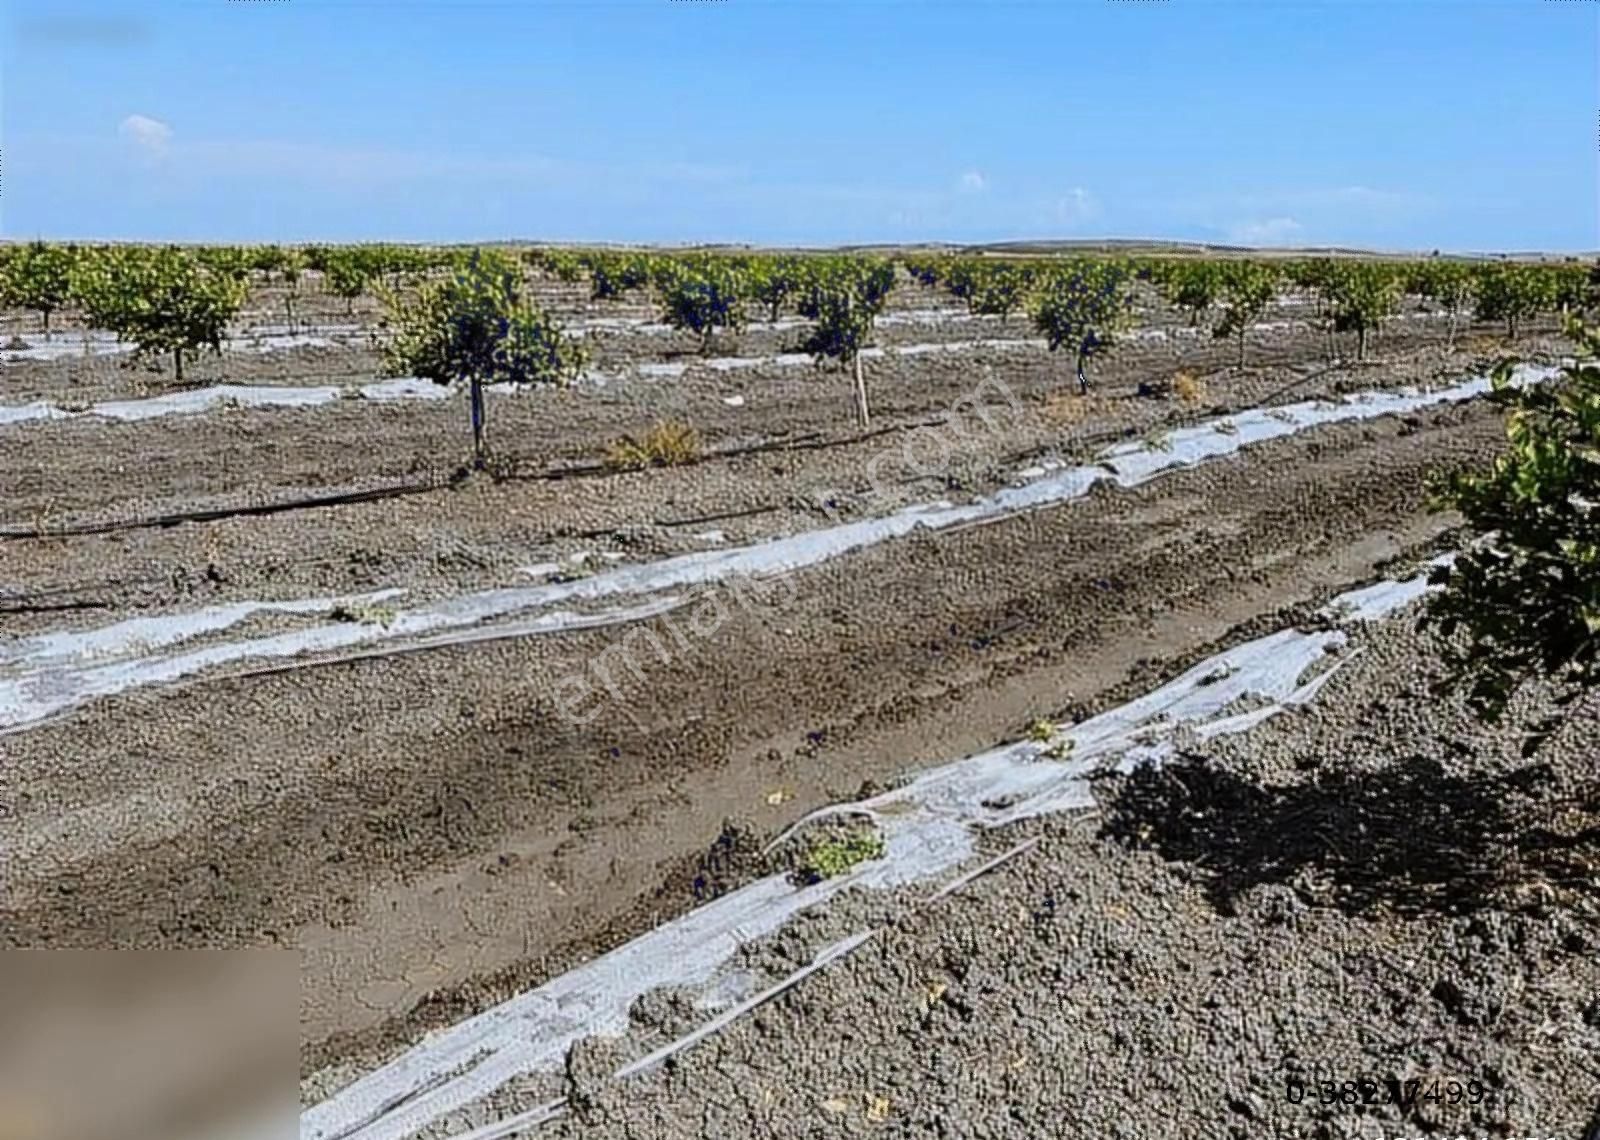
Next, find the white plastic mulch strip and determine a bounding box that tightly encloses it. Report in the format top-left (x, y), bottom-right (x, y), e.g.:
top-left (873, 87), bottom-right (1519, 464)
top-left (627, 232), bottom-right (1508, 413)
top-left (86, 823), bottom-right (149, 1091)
top-left (299, 562), bottom-right (1442, 1140)
top-left (0, 326), bottom-right (364, 364)
top-left (0, 364), bottom-right (1555, 735)
top-left (0, 378), bottom-right (450, 426)
top-left (0, 310), bottom-right (1466, 427)
top-left (0, 590), bottom-right (677, 735)
top-left (1319, 553), bottom-right (1457, 622)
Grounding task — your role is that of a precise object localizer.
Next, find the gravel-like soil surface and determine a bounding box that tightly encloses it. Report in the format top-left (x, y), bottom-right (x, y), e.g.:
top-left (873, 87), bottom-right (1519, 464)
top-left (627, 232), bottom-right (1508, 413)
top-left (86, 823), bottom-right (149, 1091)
top-left (1, 398), bottom-right (1536, 1075)
top-left (3, 277), bottom-right (1589, 1135)
top-left (537, 611), bottom-right (1599, 1140)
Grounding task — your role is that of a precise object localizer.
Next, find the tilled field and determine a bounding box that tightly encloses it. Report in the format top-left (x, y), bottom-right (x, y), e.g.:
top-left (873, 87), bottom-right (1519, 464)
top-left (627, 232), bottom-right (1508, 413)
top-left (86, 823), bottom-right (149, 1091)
top-left (538, 609), bottom-right (1599, 1140)
top-left (1, 279), bottom-right (1591, 1140)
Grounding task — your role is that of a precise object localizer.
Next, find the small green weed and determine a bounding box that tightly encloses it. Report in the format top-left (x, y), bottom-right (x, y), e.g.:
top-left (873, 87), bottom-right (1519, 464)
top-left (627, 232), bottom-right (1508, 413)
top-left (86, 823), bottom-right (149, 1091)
top-left (797, 828), bottom-right (886, 884)
top-left (329, 602), bottom-right (398, 628)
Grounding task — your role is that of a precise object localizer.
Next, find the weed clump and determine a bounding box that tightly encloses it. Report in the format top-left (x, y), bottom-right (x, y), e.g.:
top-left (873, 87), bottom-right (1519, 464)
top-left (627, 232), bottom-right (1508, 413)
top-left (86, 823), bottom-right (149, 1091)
top-left (329, 602), bottom-right (398, 628)
top-left (1171, 369), bottom-right (1207, 405)
top-left (604, 421), bottom-right (702, 470)
top-left (794, 827), bottom-right (886, 885)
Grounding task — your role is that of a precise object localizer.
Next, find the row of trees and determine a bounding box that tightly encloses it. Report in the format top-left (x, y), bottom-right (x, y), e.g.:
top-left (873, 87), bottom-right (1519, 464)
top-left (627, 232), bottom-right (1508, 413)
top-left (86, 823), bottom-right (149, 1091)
top-left (0, 242), bottom-right (470, 338)
top-left (904, 254), bottom-right (1591, 365)
top-left (6, 240), bottom-right (1590, 355)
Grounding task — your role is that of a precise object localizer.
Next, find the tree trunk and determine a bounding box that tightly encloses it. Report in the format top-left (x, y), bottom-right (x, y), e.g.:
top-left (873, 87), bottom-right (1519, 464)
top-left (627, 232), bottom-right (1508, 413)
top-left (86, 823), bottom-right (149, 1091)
top-left (285, 295), bottom-right (296, 331)
top-left (1447, 309), bottom-right (1458, 349)
top-left (41, 309), bottom-right (51, 340)
top-left (174, 347), bottom-right (184, 384)
top-left (1076, 344), bottom-right (1090, 395)
top-left (1237, 326), bottom-right (1247, 369)
top-left (851, 351), bottom-right (871, 428)
top-left (1357, 326), bottom-right (1367, 363)
top-left (1508, 315), bottom-right (1518, 342)
top-left (469, 375), bottom-right (488, 470)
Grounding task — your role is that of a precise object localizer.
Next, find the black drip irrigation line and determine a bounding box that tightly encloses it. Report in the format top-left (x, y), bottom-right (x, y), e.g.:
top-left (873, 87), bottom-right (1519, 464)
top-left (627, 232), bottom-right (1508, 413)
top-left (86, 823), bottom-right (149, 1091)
top-left (0, 416), bottom-right (953, 543)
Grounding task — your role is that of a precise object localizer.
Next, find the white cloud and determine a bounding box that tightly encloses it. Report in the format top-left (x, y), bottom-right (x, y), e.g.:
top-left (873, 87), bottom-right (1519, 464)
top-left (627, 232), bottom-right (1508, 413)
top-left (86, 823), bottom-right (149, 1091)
top-left (119, 114), bottom-right (172, 156)
top-left (957, 170), bottom-right (987, 194)
top-left (1226, 217), bottom-right (1304, 246)
top-left (1055, 187), bottom-right (1099, 224)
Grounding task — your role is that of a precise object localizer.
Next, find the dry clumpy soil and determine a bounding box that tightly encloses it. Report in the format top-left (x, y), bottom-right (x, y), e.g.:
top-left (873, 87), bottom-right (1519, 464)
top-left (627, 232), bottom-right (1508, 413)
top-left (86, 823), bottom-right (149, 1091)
top-left (544, 614), bottom-right (1599, 1140)
top-left (0, 400), bottom-right (1549, 1082)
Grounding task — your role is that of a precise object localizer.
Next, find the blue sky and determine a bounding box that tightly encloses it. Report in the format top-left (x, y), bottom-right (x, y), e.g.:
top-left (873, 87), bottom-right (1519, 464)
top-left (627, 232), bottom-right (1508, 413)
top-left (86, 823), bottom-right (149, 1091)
top-left (3, 0), bottom-right (1596, 250)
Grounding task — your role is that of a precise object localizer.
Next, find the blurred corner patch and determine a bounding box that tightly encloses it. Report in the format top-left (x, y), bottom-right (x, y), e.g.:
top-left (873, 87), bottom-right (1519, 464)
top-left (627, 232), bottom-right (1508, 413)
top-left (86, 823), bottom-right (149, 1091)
top-left (0, 950), bottom-right (297, 1140)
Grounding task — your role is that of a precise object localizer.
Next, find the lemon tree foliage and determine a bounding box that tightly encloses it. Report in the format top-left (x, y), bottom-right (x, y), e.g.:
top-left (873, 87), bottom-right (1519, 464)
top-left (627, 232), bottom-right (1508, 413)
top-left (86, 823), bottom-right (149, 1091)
top-left (796, 257), bottom-right (897, 427)
top-left (969, 263), bottom-right (1036, 325)
top-left (747, 256), bottom-right (804, 323)
top-left (1473, 264), bottom-right (1556, 341)
top-left (1029, 260), bottom-right (1134, 395)
top-left (659, 259), bottom-right (748, 353)
top-left (280, 249), bottom-right (307, 329)
top-left (539, 249), bottom-right (586, 284)
top-left (323, 250), bottom-right (373, 315)
top-left (194, 246), bottom-right (253, 283)
top-left (1409, 262), bottom-right (1476, 348)
top-left (71, 248), bottom-right (247, 383)
top-left (2, 241), bottom-right (76, 337)
top-left (586, 252), bottom-right (651, 301)
top-left (1327, 263), bottom-right (1403, 362)
top-left (1154, 260), bottom-right (1224, 328)
top-left (902, 258), bottom-right (944, 289)
top-left (1212, 262), bottom-right (1280, 367)
top-left (380, 250), bottom-right (586, 469)
top-left (1421, 319), bottom-right (1600, 725)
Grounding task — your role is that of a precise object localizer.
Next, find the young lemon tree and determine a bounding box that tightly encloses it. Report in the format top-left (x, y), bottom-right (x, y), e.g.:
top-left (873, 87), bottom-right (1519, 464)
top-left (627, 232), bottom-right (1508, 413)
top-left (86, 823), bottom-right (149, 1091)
top-left (280, 249), bottom-right (306, 330)
top-left (748, 256), bottom-right (803, 323)
top-left (1473, 264), bottom-right (1555, 341)
top-left (1420, 318), bottom-right (1600, 726)
top-left (1212, 262), bottom-right (1279, 367)
top-left (1159, 261), bottom-right (1224, 328)
top-left (970, 262), bottom-right (1035, 326)
top-left (796, 258), bottom-right (896, 427)
top-left (1329, 263), bottom-right (1402, 362)
top-left (323, 250), bottom-right (373, 315)
top-left (2, 241), bottom-right (76, 338)
top-left (1410, 262), bottom-right (1475, 348)
top-left (660, 259), bottom-right (749, 354)
top-left (1029, 259), bottom-right (1133, 395)
top-left (380, 250), bottom-right (587, 470)
top-left (73, 247), bottom-right (247, 383)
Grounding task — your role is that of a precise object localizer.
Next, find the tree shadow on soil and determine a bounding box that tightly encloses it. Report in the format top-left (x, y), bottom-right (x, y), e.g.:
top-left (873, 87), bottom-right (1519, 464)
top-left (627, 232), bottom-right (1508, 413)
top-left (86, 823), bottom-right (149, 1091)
top-left (1101, 754), bottom-right (1599, 918)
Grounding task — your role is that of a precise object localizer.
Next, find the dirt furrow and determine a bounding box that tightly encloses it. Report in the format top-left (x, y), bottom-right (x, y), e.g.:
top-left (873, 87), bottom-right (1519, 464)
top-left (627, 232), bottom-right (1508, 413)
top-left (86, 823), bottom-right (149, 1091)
top-left (0, 400), bottom-right (1510, 1078)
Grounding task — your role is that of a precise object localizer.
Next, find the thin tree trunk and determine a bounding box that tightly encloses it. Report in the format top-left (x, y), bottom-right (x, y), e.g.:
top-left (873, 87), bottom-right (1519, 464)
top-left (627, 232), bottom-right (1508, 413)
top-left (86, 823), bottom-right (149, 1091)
top-left (174, 348), bottom-right (184, 384)
top-left (1447, 309), bottom-right (1458, 349)
top-left (1358, 326), bottom-right (1367, 363)
top-left (1237, 326), bottom-right (1246, 369)
top-left (469, 375), bottom-right (488, 470)
top-left (1076, 344), bottom-right (1090, 395)
top-left (852, 351), bottom-right (870, 428)
top-left (42, 310), bottom-right (50, 340)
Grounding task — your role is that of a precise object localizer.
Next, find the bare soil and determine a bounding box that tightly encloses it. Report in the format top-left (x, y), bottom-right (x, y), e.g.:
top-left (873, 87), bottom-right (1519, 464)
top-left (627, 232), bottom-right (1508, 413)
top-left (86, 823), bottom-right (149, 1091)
top-left (0, 282), bottom-right (1586, 1132)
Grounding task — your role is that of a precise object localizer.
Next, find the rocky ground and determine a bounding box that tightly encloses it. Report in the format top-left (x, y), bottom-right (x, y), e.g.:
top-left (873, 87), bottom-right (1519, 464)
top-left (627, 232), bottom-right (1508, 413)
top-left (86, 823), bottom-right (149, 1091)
top-left (1, 280), bottom-right (1590, 1137)
top-left (540, 611), bottom-right (1599, 1140)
